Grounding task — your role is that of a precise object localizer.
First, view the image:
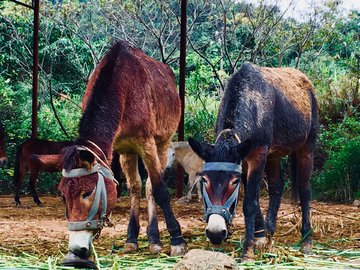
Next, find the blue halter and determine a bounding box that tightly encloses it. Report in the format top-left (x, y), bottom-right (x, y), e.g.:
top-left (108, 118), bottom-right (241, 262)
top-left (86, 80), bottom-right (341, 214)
top-left (62, 162), bottom-right (115, 231)
top-left (202, 162), bottom-right (242, 226)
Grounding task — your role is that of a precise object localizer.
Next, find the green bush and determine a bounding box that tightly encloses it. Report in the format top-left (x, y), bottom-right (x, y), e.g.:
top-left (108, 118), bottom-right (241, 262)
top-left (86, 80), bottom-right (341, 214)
top-left (312, 137), bottom-right (360, 203)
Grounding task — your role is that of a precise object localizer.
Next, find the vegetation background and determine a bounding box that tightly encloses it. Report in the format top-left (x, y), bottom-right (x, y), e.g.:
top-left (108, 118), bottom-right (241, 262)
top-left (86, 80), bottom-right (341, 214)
top-left (0, 0), bottom-right (359, 204)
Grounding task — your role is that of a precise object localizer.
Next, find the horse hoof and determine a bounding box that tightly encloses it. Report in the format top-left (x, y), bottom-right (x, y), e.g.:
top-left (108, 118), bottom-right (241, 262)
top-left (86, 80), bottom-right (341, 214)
top-left (241, 250), bottom-right (255, 263)
top-left (123, 243), bottom-right (138, 254)
top-left (301, 242), bottom-right (312, 254)
top-left (37, 203), bottom-right (44, 207)
top-left (254, 237), bottom-right (268, 252)
top-left (170, 243), bottom-right (187, 256)
top-left (149, 243), bottom-right (162, 255)
top-left (13, 201), bottom-right (21, 206)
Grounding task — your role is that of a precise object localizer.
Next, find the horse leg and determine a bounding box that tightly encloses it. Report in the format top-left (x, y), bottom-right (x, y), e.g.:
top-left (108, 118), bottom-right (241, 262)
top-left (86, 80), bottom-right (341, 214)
top-left (145, 177), bottom-right (162, 254)
top-left (185, 171), bottom-right (196, 204)
top-left (121, 154), bottom-right (141, 254)
top-left (29, 170), bottom-right (42, 207)
top-left (14, 160), bottom-right (28, 205)
top-left (195, 176), bottom-right (202, 203)
top-left (264, 159), bottom-right (284, 235)
top-left (241, 163), bottom-right (266, 251)
top-left (142, 139), bottom-right (186, 256)
top-left (111, 152), bottom-right (123, 202)
top-left (294, 149), bottom-right (313, 254)
top-left (241, 151), bottom-right (267, 262)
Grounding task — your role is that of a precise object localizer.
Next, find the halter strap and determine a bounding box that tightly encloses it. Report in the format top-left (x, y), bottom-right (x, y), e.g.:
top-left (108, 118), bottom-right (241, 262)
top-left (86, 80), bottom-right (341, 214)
top-left (62, 142), bottom-right (117, 232)
top-left (202, 182), bottom-right (240, 225)
top-left (202, 161), bottom-right (242, 225)
top-left (203, 162), bottom-right (242, 173)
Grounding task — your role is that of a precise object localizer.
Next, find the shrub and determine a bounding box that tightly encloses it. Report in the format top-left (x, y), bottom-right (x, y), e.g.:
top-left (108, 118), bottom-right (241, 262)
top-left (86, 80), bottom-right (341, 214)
top-left (312, 137), bottom-right (360, 203)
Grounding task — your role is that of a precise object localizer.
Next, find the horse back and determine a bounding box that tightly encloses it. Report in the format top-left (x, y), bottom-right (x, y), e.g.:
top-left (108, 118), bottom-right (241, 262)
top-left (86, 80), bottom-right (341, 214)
top-left (81, 40), bottom-right (180, 154)
top-left (217, 62), bottom-right (317, 156)
top-left (20, 139), bottom-right (73, 172)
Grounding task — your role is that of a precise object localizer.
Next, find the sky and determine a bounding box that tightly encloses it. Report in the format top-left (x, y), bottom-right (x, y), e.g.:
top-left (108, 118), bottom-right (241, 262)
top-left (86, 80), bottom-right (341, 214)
top-left (279, 0), bottom-right (360, 19)
top-left (243, 0), bottom-right (360, 21)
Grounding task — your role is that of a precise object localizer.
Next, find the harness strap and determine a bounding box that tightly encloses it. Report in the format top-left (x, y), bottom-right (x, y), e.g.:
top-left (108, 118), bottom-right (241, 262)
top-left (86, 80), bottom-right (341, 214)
top-left (202, 161), bottom-right (242, 225)
top-left (63, 159), bottom-right (114, 231)
top-left (203, 162), bottom-right (242, 173)
top-left (66, 170), bottom-right (107, 231)
top-left (203, 182), bottom-right (240, 225)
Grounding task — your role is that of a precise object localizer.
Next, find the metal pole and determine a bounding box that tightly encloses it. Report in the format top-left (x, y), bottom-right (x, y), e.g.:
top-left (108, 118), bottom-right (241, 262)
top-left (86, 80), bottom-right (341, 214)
top-left (176, 0), bottom-right (187, 198)
top-left (31, 0), bottom-right (39, 138)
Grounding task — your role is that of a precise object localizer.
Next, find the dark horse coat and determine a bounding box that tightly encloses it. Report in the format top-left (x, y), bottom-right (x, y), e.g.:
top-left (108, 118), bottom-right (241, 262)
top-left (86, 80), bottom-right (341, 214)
top-left (0, 124), bottom-right (7, 167)
top-left (33, 40), bottom-right (185, 264)
top-left (189, 62), bottom-right (318, 262)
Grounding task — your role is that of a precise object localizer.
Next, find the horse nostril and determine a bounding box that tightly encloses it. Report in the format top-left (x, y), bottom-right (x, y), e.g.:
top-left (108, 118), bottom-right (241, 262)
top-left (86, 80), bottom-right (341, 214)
top-left (205, 228), bottom-right (227, 245)
top-left (73, 247), bottom-right (90, 259)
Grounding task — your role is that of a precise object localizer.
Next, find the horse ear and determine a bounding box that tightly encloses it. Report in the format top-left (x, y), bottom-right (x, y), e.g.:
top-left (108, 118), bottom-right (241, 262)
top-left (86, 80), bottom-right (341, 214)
top-left (234, 139), bottom-right (252, 161)
top-left (79, 150), bottom-right (95, 170)
top-left (188, 137), bottom-right (213, 161)
top-left (31, 154), bottom-right (63, 169)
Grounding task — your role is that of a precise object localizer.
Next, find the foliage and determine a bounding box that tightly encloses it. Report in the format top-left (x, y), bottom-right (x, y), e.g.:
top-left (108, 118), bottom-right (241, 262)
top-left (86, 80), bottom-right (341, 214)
top-left (184, 94), bottom-right (219, 143)
top-left (0, 0), bottom-right (360, 203)
top-left (312, 116), bottom-right (360, 203)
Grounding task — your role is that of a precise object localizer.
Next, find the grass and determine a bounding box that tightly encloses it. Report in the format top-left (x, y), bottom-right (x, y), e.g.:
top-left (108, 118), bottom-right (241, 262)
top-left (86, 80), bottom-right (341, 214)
top-left (1, 242), bottom-right (360, 269)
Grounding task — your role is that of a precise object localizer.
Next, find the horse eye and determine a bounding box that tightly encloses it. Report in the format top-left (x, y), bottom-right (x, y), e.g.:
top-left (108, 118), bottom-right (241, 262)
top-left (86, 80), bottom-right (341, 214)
top-left (232, 179), bottom-right (240, 186)
top-left (82, 190), bottom-right (93, 199)
top-left (202, 177), bottom-right (208, 184)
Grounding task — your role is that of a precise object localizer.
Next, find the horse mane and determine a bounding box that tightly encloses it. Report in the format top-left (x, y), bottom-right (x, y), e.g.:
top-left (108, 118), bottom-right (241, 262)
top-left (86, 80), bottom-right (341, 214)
top-left (212, 134), bottom-right (239, 162)
top-left (78, 40), bottom-right (133, 154)
top-left (63, 145), bottom-right (78, 172)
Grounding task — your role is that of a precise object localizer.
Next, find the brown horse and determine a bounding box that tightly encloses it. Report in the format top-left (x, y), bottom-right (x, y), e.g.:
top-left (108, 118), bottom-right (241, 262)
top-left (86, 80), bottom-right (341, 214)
top-left (32, 40), bottom-right (186, 266)
top-left (189, 62), bottom-right (318, 262)
top-left (13, 139), bottom-right (74, 207)
top-left (0, 124), bottom-right (8, 167)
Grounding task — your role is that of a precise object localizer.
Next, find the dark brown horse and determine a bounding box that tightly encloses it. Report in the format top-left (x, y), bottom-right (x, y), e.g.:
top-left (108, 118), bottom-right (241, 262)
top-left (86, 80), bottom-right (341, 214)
top-left (13, 139), bottom-right (74, 207)
top-left (189, 62), bottom-right (318, 262)
top-left (0, 124), bottom-right (8, 167)
top-left (32, 40), bottom-right (185, 266)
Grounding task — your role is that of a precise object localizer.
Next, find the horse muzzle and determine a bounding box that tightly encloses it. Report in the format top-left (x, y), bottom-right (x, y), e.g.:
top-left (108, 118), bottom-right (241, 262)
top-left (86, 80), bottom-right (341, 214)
top-left (68, 230), bottom-right (93, 259)
top-left (205, 214), bottom-right (228, 245)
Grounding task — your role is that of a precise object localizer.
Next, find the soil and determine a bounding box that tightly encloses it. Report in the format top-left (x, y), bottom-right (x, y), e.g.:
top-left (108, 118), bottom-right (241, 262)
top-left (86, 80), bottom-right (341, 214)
top-left (1, 194), bottom-right (360, 259)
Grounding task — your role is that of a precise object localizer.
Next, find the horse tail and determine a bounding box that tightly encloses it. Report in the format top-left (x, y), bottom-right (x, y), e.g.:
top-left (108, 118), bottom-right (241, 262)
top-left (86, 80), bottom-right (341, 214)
top-left (290, 152), bottom-right (299, 203)
top-left (13, 144), bottom-right (23, 188)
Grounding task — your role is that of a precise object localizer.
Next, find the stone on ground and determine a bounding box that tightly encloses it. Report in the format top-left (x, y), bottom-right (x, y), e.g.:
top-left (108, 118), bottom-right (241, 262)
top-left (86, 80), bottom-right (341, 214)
top-left (173, 249), bottom-right (239, 270)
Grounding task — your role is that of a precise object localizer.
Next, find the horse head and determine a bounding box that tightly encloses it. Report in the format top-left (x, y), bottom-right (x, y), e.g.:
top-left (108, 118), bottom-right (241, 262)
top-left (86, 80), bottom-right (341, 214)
top-left (32, 143), bottom-right (117, 260)
top-left (188, 130), bottom-right (252, 245)
top-left (165, 144), bottom-right (175, 169)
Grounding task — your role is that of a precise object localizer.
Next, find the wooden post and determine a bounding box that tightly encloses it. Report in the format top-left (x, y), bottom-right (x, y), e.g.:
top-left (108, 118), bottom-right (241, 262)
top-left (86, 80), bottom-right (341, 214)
top-left (31, 0), bottom-right (39, 138)
top-left (177, 0), bottom-right (187, 198)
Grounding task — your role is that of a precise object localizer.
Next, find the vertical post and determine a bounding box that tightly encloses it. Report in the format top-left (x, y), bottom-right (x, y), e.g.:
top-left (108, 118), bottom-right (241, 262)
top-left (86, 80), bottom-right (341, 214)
top-left (177, 0), bottom-right (187, 198)
top-left (31, 0), bottom-right (39, 138)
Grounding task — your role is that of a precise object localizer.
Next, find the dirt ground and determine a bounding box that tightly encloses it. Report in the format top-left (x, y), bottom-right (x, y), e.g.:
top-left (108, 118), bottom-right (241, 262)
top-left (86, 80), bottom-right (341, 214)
top-left (0, 194), bottom-right (360, 259)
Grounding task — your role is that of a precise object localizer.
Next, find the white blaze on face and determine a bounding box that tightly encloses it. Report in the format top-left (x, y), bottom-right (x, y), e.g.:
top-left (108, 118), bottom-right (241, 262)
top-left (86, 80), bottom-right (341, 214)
top-left (69, 230), bottom-right (93, 258)
top-left (206, 214), bottom-right (227, 237)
